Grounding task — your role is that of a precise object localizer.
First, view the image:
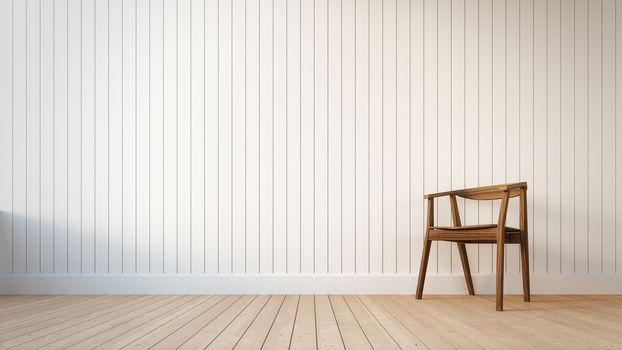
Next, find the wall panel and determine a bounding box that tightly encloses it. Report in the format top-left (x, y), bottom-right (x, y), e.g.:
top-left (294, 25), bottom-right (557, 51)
top-left (1, 0), bottom-right (621, 288)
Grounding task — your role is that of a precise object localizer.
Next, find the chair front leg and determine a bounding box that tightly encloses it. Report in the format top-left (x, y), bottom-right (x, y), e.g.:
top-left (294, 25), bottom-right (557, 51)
top-left (519, 231), bottom-right (530, 302)
top-left (416, 198), bottom-right (434, 300)
top-left (496, 191), bottom-right (510, 311)
top-left (496, 231), bottom-right (505, 311)
top-left (416, 239), bottom-right (432, 299)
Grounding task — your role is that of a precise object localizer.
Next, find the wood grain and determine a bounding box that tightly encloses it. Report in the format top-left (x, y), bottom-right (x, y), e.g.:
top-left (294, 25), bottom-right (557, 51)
top-left (0, 295), bottom-right (620, 349)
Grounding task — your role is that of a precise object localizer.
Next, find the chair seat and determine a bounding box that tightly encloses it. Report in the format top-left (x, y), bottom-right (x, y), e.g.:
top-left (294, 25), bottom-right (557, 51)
top-left (430, 224), bottom-right (498, 230)
top-left (428, 224), bottom-right (522, 244)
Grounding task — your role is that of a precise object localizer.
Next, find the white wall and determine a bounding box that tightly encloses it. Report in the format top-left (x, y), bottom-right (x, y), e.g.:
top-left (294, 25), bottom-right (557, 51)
top-left (1, 0), bottom-right (621, 293)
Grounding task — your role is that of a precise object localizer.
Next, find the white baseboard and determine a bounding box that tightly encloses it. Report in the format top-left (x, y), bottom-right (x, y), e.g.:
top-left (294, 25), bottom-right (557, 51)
top-left (1, 274), bottom-right (621, 295)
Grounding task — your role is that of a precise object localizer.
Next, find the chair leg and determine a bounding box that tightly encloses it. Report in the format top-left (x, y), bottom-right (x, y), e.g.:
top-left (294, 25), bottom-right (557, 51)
top-left (496, 240), bottom-right (505, 311)
top-left (415, 239), bottom-right (432, 299)
top-left (457, 243), bottom-right (475, 295)
top-left (520, 234), bottom-right (531, 302)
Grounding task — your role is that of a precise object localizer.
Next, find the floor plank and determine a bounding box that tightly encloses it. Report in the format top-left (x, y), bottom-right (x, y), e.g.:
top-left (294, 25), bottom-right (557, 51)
top-left (260, 295), bottom-right (299, 350)
top-left (343, 295), bottom-right (400, 349)
top-left (0, 295), bottom-right (71, 320)
top-left (206, 295), bottom-right (271, 349)
top-left (146, 295), bottom-right (241, 349)
top-left (315, 295), bottom-right (344, 350)
top-left (234, 295), bottom-right (286, 349)
top-left (0, 295), bottom-right (114, 333)
top-left (444, 296), bottom-right (569, 349)
top-left (357, 295), bottom-right (426, 349)
top-left (0, 295), bottom-right (146, 347)
top-left (0, 295), bottom-right (55, 310)
top-left (372, 296), bottom-right (456, 349)
top-left (418, 296), bottom-right (520, 349)
top-left (178, 295), bottom-right (257, 349)
top-left (0, 294), bottom-right (620, 349)
top-left (65, 295), bottom-right (198, 349)
top-left (0, 296), bottom-right (119, 342)
top-left (93, 295), bottom-right (218, 349)
top-left (329, 295), bottom-right (372, 350)
top-left (387, 295), bottom-right (487, 349)
top-left (289, 295), bottom-right (316, 350)
top-left (122, 295), bottom-right (229, 349)
top-left (396, 295), bottom-right (511, 349)
top-left (12, 296), bottom-right (174, 349)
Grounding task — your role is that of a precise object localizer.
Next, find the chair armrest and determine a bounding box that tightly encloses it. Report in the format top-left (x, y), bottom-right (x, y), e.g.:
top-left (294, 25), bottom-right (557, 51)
top-left (423, 190), bottom-right (457, 199)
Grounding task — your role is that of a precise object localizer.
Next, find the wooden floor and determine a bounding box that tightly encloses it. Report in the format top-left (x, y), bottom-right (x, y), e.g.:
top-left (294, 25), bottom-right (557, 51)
top-left (0, 295), bottom-right (621, 349)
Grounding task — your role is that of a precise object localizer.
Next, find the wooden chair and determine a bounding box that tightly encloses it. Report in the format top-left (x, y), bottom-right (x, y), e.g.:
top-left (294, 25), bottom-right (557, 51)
top-left (415, 182), bottom-right (530, 311)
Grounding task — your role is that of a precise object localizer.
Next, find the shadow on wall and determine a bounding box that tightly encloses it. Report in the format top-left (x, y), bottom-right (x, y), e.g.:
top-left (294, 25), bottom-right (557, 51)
top-left (0, 211), bottom-right (12, 273)
top-left (0, 211), bottom-right (128, 275)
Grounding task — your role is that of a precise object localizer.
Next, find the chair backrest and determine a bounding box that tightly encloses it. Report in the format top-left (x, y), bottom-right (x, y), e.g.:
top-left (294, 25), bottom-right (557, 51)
top-left (424, 182), bottom-right (527, 201)
top-left (456, 187), bottom-right (522, 201)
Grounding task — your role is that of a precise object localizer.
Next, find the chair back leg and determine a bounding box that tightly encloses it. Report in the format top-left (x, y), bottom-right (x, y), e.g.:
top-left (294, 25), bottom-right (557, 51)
top-left (519, 189), bottom-right (531, 302)
top-left (449, 195), bottom-right (475, 296)
top-left (457, 243), bottom-right (475, 295)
